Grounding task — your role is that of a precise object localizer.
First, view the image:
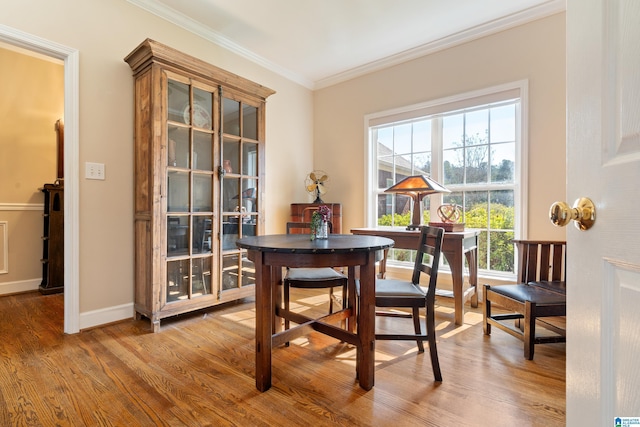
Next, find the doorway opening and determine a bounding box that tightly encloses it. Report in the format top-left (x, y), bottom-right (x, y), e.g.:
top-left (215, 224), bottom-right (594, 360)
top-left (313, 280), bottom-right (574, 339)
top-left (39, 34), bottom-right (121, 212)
top-left (0, 24), bottom-right (80, 333)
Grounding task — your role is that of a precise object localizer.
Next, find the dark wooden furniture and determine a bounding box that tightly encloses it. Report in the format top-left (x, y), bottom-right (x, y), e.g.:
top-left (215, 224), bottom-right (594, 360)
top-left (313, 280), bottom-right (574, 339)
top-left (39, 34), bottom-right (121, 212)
top-left (351, 227), bottom-right (479, 325)
top-left (360, 226), bottom-right (445, 381)
top-left (283, 222), bottom-right (347, 329)
top-left (125, 39), bottom-right (275, 331)
top-left (291, 203), bottom-right (342, 233)
top-left (236, 233), bottom-right (394, 391)
top-left (483, 240), bottom-right (566, 359)
top-left (40, 183), bottom-right (64, 294)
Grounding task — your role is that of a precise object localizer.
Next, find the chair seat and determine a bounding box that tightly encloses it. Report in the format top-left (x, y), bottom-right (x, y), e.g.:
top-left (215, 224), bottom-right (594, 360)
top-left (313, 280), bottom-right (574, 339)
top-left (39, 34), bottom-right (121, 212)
top-left (527, 280), bottom-right (566, 294)
top-left (489, 283), bottom-right (565, 305)
top-left (375, 279), bottom-right (426, 297)
top-left (285, 267), bottom-right (345, 281)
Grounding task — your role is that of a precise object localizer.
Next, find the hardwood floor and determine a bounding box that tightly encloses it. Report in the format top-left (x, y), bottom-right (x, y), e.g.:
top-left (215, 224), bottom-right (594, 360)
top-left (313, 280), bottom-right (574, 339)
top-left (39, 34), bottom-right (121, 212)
top-left (0, 290), bottom-right (565, 426)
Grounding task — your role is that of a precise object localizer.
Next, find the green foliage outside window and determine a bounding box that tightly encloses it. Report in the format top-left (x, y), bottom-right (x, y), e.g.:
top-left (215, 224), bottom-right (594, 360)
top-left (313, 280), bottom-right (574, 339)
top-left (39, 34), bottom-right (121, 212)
top-left (378, 203), bottom-right (514, 273)
top-left (465, 203), bottom-right (514, 272)
top-left (377, 210), bottom-right (431, 226)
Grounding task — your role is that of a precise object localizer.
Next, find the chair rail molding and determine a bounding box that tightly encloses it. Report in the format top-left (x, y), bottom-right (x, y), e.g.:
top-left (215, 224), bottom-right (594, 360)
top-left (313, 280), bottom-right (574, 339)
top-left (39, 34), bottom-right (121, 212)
top-left (0, 203), bottom-right (44, 211)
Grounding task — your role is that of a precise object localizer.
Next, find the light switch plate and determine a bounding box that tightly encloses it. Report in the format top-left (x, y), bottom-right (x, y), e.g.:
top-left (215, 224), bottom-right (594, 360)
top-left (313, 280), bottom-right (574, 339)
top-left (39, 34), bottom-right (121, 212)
top-left (85, 162), bottom-right (105, 180)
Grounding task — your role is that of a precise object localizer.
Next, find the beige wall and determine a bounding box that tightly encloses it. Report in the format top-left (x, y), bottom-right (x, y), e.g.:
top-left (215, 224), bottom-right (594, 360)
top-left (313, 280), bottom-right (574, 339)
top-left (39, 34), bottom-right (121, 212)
top-left (2, 0), bottom-right (314, 317)
top-left (0, 47), bottom-right (63, 289)
top-left (314, 13), bottom-right (567, 242)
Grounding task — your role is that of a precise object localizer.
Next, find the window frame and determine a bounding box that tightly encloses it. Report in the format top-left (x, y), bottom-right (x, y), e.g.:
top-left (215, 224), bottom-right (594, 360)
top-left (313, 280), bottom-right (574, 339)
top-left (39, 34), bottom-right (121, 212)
top-left (364, 80), bottom-right (528, 279)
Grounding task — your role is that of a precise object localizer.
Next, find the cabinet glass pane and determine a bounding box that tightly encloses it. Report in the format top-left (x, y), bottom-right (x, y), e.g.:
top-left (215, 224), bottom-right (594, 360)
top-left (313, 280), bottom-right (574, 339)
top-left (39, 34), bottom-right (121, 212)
top-left (242, 222), bottom-right (257, 237)
top-left (223, 98), bottom-right (240, 136)
top-left (192, 88), bottom-right (213, 130)
top-left (168, 172), bottom-right (189, 212)
top-left (242, 104), bottom-right (258, 139)
top-left (242, 142), bottom-right (258, 176)
top-left (223, 138), bottom-right (240, 174)
top-left (193, 131), bottom-right (212, 171)
top-left (193, 173), bottom-right (212, 212)
top-left (222, 254), bottom-right (239, 290)
top-left (168, 127), bottom-right (189, 168)
top-left (223, 177), bottom-right (240, 213)
top-left (167, 259), bottom-right (189, 302)
top-left (241, 179), bottom-right (257, 213)
top-left (191, 257), bottom-right (211, 297)
top-left (168, 80), bottom-right (189, 123)
top-left (222, 217), bottom-right (239, 251)
top-left (167, 215), bottom-right (189, 256)
top-left (192, 216), bottom-right (212, 254)
top-left (241, 254), bottom-right (255, 287)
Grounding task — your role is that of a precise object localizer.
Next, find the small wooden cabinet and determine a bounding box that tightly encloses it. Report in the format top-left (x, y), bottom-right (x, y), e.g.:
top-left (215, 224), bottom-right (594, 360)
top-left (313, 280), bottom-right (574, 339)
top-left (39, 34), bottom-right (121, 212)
top-left (125, 39), bottom-right (274, 331)
top-left (40, 183), bottom-right (64, 294)
top-left (290, 203), bottom-right (342, 233)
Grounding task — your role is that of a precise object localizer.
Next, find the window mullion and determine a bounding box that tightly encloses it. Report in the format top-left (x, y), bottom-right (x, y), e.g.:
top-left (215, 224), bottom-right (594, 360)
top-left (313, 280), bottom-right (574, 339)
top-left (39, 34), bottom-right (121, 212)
top-left (429, 117), bottom-right (444, 220)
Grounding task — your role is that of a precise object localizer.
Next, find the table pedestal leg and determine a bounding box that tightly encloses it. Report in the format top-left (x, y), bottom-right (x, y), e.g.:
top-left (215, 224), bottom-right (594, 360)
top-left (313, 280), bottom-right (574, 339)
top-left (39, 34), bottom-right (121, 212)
top-left (357, 252), bottom-right (376, 390)
top-left (254, 252), bottom-right (272, 392)
top-left (347, 266), bottom-right (357, 333)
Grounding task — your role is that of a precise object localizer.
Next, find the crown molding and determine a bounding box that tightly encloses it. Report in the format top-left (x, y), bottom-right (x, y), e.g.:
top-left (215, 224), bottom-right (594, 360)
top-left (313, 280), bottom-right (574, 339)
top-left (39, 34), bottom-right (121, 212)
top-left (126, 0), bottom-right (314, 88)
top-left (128, 0), bottom-right (565, 91)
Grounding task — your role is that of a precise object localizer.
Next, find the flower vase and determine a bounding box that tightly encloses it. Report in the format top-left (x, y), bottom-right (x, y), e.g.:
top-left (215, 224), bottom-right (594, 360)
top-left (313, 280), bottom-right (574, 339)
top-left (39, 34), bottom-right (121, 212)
top-left (315, 220), bottom-right (328, 239)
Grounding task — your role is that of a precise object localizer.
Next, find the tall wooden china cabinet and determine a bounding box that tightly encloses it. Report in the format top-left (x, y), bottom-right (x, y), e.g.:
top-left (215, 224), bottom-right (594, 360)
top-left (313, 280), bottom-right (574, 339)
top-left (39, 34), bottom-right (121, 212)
top-left (125, 39), bottom-right (274, 331)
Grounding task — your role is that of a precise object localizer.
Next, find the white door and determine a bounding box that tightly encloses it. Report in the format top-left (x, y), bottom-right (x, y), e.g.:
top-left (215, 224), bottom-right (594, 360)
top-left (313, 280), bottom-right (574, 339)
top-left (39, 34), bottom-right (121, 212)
top-left (567, 0), bottom-right (640, 424)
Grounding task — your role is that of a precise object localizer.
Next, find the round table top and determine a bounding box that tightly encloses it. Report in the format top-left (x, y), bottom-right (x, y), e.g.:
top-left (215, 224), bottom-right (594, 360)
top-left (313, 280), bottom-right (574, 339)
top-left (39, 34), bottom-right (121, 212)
top-left (236, 234), bottom-right (394, 254)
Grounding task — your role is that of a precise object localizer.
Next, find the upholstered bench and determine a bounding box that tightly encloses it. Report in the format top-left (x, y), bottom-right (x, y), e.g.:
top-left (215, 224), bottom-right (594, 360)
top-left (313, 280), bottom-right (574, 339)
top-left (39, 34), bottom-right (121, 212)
top-left (483, 241), bottom-right (566, 359)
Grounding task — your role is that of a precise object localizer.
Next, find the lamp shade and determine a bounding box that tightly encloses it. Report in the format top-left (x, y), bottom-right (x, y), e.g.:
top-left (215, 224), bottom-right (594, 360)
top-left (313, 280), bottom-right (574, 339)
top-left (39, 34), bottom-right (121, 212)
top-left (384, 175), bottom-right (450, 195)
top-left (384, 175), bottom-right (450, 230)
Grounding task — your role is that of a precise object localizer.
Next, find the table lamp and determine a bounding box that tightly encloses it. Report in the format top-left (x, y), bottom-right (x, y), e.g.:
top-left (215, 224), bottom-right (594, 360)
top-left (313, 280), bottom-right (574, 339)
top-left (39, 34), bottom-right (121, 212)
top-left (384, 175), bottom-right (450, 230)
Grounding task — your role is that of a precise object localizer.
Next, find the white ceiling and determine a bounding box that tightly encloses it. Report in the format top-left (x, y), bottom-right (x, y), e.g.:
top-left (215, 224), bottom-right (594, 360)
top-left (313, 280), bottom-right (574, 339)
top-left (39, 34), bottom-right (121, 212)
top-left (129, 0), bottom-right (565, 89)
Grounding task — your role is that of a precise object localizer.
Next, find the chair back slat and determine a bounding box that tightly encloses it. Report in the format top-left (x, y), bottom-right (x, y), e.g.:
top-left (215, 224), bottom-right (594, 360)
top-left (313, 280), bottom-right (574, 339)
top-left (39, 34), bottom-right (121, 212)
top-left (525, 244), bottom-right (540, 282)
top-left (538, 244), bottom-right (551, 281)
top-left (411, 226), bottom-right (444, 297)
top-left (551, 243), bottom-right (565, 281)
top-left (513, 240), bottom-right (566, 284)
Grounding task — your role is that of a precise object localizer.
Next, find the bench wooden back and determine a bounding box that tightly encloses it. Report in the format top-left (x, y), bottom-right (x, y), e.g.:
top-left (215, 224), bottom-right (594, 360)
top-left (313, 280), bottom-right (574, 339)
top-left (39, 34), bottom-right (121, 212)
top-left (513, 240), bottom-right (566, 289)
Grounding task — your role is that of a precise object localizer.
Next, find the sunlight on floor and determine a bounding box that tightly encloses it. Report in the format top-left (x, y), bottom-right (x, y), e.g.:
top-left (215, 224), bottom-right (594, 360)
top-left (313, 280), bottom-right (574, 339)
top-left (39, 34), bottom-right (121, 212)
top-left (218, 289), bottom-right (487, 352)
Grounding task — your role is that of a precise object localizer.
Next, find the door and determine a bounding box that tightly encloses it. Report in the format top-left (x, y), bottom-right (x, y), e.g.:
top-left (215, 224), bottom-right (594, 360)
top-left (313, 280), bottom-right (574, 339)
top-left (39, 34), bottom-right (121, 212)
top-left (567, 0), bottom-right (640, 424)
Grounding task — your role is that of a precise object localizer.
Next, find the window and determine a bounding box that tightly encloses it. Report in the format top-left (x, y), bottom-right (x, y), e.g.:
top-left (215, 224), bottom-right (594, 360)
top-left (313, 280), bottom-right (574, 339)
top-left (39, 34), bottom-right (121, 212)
top-left (366, 81), bottom-right (527, 277)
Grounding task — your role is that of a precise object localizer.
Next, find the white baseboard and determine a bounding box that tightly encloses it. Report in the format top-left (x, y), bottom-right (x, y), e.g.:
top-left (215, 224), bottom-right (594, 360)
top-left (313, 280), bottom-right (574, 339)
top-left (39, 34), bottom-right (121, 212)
top-left (0, 278), bottom-right (40, 294)
top-left (79, 302), bottom-right (135, 330)
top-left (0, 280), bottom-right (134, 330)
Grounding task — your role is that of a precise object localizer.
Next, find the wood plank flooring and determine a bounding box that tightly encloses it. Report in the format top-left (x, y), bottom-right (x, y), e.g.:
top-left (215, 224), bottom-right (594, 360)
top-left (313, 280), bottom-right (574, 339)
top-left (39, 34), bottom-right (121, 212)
top-left (0, 290), bottom-right (565, 426)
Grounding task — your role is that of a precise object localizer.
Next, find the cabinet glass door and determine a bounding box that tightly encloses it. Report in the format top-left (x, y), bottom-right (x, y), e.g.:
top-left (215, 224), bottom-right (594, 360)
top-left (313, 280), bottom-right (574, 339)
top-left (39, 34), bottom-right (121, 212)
top-left (166, 77), bottom-right (217, 303)
top-left (220, 94), bottom-right (261, 291)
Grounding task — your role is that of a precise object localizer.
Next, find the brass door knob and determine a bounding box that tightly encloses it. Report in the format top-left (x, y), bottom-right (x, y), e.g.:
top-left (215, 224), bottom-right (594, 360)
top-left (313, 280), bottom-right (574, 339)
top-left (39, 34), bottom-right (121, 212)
top-left (549, 197), bottom-right (596, 231)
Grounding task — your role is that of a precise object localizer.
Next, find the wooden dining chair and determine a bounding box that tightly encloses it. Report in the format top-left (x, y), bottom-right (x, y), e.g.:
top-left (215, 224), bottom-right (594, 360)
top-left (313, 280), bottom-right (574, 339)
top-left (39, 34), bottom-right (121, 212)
top-left (483, 240), bottom-right (566, 359)
top-left (359, 225), bottom-right (445, 382)
top-left (283, 222), bottom-right (348, 331)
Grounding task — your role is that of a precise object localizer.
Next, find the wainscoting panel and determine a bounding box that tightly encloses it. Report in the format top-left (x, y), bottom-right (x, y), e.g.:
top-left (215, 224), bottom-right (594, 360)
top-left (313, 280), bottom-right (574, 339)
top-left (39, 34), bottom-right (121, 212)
top-left (0, 203), bottom-right (45, 292)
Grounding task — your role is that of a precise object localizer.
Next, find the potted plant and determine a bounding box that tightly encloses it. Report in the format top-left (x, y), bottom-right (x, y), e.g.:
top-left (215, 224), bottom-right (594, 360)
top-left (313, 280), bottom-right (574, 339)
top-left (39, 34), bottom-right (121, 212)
top-left (310, 205), bottom-right (331, 240)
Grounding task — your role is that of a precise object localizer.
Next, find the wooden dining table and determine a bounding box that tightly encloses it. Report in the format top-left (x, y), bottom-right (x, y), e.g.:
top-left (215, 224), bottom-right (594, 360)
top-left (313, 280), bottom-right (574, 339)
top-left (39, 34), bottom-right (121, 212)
top-left (236, 233), bottom-right (394, 392)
